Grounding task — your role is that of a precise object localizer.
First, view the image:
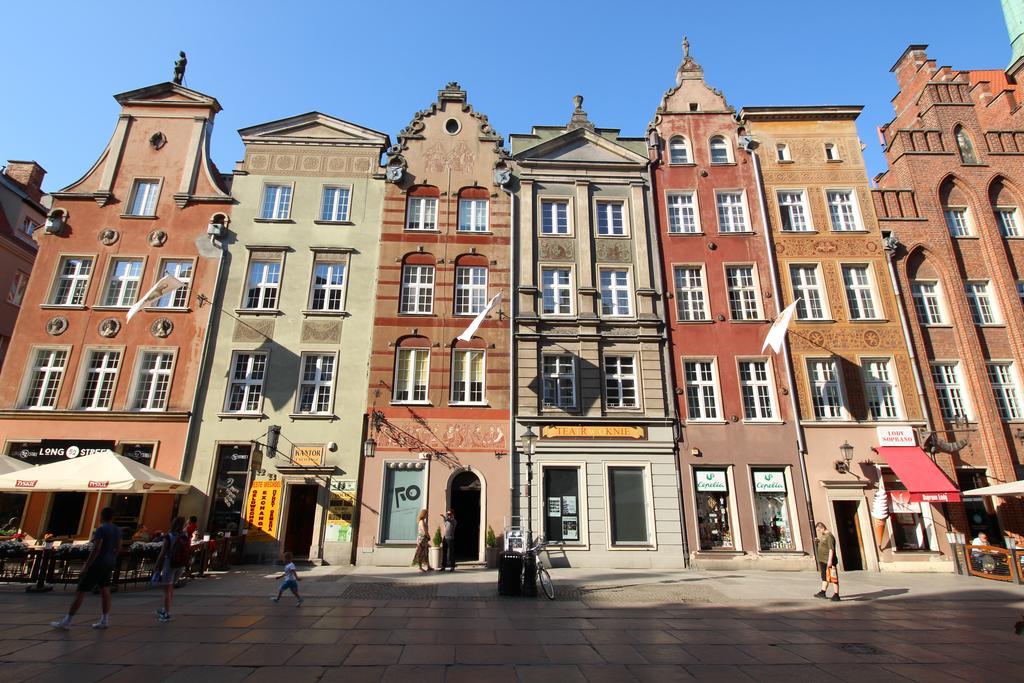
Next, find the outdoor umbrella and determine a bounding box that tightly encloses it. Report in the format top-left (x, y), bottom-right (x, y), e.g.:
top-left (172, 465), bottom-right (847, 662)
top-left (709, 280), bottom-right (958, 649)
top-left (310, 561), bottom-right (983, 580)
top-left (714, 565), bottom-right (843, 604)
top-left (0, 454), bottom-right (32, 475)
top-left (0, 450), bottom-right (190, 493)
top-left (962, 480), bottom-right (1024, 498)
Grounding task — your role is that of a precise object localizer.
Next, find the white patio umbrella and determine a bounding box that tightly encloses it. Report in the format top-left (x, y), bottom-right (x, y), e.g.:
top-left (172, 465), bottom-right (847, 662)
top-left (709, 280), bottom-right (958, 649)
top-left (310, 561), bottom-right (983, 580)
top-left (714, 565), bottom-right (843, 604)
top-left (0, 449), bottom-right (189, 494)
top-left (0, 454), bottom-right (32, 475)
top-left (963, 480), bottom-right (1024, 497)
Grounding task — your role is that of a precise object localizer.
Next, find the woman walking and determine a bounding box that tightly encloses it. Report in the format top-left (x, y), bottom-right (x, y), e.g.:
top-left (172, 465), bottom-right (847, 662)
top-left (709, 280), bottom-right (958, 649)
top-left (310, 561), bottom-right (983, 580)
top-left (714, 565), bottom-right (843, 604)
top-left (412, 509), bottom-right (431, 572)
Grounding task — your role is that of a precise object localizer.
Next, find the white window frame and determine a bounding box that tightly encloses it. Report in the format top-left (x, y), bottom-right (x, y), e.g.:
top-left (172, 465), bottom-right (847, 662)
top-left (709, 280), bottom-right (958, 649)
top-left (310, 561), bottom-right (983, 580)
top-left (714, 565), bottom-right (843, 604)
top-left (540, 198), bottom-right (571, 236)
top-left (911, 280), bottom-right (946, 325)
top-left (295, 352), bottom-right (337, 415)
top-left (537, 462), bottom-right (590, 549)
top-left (668, 135), bottom-right (692, 164)
top-left (824, 142), bottom-right (840, 161)
top-left (604, 354), bottom-right (640, 409)
top-left (393, 348), bottom-right (430, 404)
top-left (806, 357), bottom-right (848, 421)
top-left (458, 198), bottom-right (489, 232)
top-left (789, 263), bottom-right (831, 320)
top-left (931, 361), bottom-right (972, 422)
top-left (709, 135), bottom-right (732, 164)
top-left (542, 354), bottom-right (577, 410)
top-left (21, 347), bottom-right (70, 410)
top-left (715, 190), bottom-right (749, 233)
top-left (319, 185), bottom-right (352, 222)
top-left (776, 143), bottom-right (791, 162)
top-left (224, 351), bottom-right (269, 414)
top-left (603, 462), bottom-right (656, 548)
top-left (130, 348), bottom-right (177, 412)
top-left (243, 258), bottom-right (282, 310)
top-left (683, 358), bottom-right (722, 422)
top-left (666, 191), bottom-right (700, 234)
top-left (987, 361), bottom-right (1024, 421)
top-left (860, 357), bottom-right (903, 421)
top-left (308, 259), bottom-right (348, 312)
top-left (595, 199), bottom-right (627, 237)
top-left (737, 357), bottom-right (778, 422)
top-left (399, 264), bottom-right (435, 315)
top-left (450, 349), bottom-right (486, 405)
top-left (19, 216), bottom-right (39, 238)
top-left (153, 259), bottom-right (194, 309)
top-left (944, 207), bottom-right (972, 237)
top-left (599, 268), bottom-right (632, 318)
top-left (126, 178), bottom-right (161, 217)
top-left (7, 270), bottom-right (29, 306)
top-left (691, 465), bottom-right (743, 552)
top-left (826, 189), bottom-right (863, 232)
top-left (407, 196), bottom-right (438, 231)
top-left (725, 264), bottom-right (762, 320)
top-left (101, 257), bottom-right (145, 308)
top-left (540, 266), bottom-right (574, 316)
top-left (49, 255), bottom-right (94, 307)
top-left (777, 190), bottom-right (811, 232)
top-left (454, 265), bottom-right (488, 316)
top-left (259, 183), bottom-right (293, 220)
top-left (673, 264), bottom-right (710, 322)
top-left (997, 207), bottom-right (1021, 238)
top-left (965, 281), bottom-right (1001, 325)
top-left (75, 347), bottom-right (123, 411)
top-left (841, 264), bottom-right (881, 320)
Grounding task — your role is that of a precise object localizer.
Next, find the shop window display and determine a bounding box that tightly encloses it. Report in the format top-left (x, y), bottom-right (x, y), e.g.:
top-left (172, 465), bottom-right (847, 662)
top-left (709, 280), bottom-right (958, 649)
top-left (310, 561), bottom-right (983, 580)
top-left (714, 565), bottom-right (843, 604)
top-left (752, 470), bottom-right (794, 551)
top-left (695, 469), bottom-right (733, 550)
top-left (381, 464), bottom-right (425, 543)
top-left (544, 467), bottom-right (581, 543)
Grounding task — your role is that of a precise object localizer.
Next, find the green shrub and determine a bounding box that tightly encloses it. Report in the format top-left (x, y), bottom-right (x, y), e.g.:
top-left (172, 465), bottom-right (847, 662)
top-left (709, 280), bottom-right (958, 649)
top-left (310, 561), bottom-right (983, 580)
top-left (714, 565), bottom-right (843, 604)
top-left (432, 527), bottom-right (442, 547)
top-left (485, 526), bottom-right (497, 548)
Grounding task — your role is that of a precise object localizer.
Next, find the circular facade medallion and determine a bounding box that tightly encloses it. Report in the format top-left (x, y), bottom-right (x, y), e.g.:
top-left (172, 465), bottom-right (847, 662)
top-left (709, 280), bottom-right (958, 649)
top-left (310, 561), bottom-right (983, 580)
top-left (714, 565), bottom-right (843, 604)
top-left (46, 316), bottom-right (68, 336)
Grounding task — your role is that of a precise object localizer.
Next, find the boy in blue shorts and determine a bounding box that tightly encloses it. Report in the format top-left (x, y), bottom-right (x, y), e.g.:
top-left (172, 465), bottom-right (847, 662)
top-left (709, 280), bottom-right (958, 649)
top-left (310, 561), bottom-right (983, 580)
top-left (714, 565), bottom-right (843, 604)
top-left (271, 551), bottom-right (302, 606)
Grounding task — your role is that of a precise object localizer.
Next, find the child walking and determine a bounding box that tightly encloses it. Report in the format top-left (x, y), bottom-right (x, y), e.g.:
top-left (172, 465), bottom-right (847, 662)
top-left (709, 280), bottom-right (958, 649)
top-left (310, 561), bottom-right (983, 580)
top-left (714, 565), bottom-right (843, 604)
top-left (271, 552), bottom-right (303, 606)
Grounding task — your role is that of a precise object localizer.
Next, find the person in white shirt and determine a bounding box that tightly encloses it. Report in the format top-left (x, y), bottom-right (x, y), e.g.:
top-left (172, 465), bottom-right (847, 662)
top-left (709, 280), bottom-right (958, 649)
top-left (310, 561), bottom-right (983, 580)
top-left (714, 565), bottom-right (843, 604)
top-left (271, 552), bottom-right (303, 606)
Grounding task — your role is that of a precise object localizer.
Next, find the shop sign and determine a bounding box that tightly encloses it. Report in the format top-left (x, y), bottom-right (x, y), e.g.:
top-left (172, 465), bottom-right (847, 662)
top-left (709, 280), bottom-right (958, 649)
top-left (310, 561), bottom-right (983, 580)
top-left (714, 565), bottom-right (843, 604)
top-left (119, 444), bottom-right (154, 466)
top-left (325, 490), bottom-right (355, 543)
top-left (291, 445), bottom-right (324, 468)
top-left (753, 471), bottom-right (786, 493)
top-left (695, 470), bottom-right (728, 492)
top-left (876, 426), bottom-right (916, 447)
top-left (244, 480), bottom-right (282, 542)
top-left (8, 439), bottom-right (116, 465)
top-left (329, 479), bottom-right (357, 493)
top-left (540, 425), bottom-right (647, 440)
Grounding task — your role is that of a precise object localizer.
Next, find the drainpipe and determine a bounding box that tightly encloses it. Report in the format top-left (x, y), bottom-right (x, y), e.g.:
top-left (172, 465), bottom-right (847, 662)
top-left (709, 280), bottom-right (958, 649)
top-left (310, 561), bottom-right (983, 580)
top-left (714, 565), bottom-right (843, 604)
top-left (743, 140), bottom-right (817, 547)
top-left (501, 179), bottom-right (516, 531)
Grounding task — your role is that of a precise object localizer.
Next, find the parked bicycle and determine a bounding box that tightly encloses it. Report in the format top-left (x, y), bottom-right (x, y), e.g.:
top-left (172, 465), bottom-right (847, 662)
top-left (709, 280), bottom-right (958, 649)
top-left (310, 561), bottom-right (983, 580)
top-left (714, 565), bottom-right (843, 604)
top-left (522, 538), bottom-right (556, 600)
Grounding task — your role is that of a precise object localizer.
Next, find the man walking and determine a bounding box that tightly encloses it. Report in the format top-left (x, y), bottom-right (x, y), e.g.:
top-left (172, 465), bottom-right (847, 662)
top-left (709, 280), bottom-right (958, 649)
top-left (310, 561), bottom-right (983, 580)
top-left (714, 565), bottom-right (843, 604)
top-left (813, 521), bottom-right (840, 602)
top-left (441, 510), bottom-right (457, 572)
top-left (51, 506), bottom-right (122, 630)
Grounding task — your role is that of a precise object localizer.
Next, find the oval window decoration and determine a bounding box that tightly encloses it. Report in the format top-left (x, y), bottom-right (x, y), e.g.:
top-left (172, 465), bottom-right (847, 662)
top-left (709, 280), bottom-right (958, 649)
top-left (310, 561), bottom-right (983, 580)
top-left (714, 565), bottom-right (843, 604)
top-left (445, 118), bottom-right (461, 135)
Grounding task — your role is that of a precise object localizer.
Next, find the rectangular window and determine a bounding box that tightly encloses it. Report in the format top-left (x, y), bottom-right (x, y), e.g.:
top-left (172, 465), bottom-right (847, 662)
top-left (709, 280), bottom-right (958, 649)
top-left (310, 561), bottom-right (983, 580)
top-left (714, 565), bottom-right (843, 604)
top-left (319, 186), bottom-right (351, 222)
top-left (542, 355), bottom-right (576, 409)
top-left (827, 190), bottom-right (860, 231)
top-left (544, 467), bottom-right (581, 543)
top-left (807, 358), bottom-right (845, 420)
top-left (987, 362), bottom-right (1023, 421)
top-left (225, 352), bottom-right (268, 413)
top-left (776, 144), bottom-right (791, 162)
top-left (753, 470), bottom-right (795, 551)
top-left (7, 271), bottom-right (29, 306)
top-left (50, 256), bottom-right (93, 306)
top-left (944, 208), bottom-right (971, 237)
top-left (608, 466), bottom-right (649, 545)
top-left (102, 258), bottom-right (144, 307)
top-left (716, 191), bottom-right (748, 232)
top-left (997, 207), bottom-right (1021, 237)
top-left (911, 281), bottom-right (944, 325)
top-left (309, 260), bottom-right (347, 311)
top-left (684, 360), bottom-right (720, 420)
top-left (596, 200), bottom-right (626, 236)
top-left (451, 349), bottom-right (485, 404)
top-left (726, 265), bottom-right (760, 320)
top-left (604, 355), bottom-right (638, 409)
top-left (932, 362), bottom-right (970, 421)
top-left (674, 266), bottom-right (708, 321)
top-left (695, 469), bottom-right (734, 550)
top-left (454, 266), bottom-right (487, 315)
top-left (78, 349), bottom-right (121, 410)
top-left (260, 184), bottom-right (292, 220)
top-left (824, 143), bottom-right (840, 161)
top-left (458, 199), bottom-right (489, 232)
top-left (790, 264), bottom-right (827, 320)
top-left (399, 265), bottom-right (435, 314)
top-left (884, 471), bottom-right (932, 551)
top-left (244, 260), bottom-right (281, 310)
top-left (297, 353), bottom-right (335, 414)
top-left (127, 180), bottom-right (159, 216)
top-left (541, 199), bottom-right (570, 235)
top-left (667, 192), bottom-right (699, 233)
top-left (1018, 281), bottom-right (1024, 306)
top-left (842, 265), bottom-right (878, 320)
top-left (862, 358), bottom-right (900, 420)
top-left (541, 267), bottom-right (572, 315)
top-left (599, 269), bottom-right (631, 317)
top-left (966, 281), bottom-right (1000, 325)
top-left (132, 351), bottom-right (174, 411)
top-left (739, 360), bottom-right (775, 420)
top-left (777, 190), bottom-right (810, 232)
top-left (20, 217), bottom-right (38, 237)
top-left (407, 196), bottom-right (438, 231)
top-left (154, 260), bottom-right (193, 308)
top-left (393, 348), bottom-right (430, 403)
top-left (381, 465), bottom-right (426, 542)
top-left (23, 348), bottom-right (68, 409)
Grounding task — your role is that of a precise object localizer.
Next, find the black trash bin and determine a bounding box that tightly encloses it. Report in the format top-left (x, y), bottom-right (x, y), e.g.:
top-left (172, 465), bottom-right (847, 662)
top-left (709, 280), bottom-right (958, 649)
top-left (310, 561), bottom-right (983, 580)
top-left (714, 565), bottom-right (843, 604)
top-left (497, 551), bottom-right (523, 596)
top-left (521, 552), bottom-right (537, 597)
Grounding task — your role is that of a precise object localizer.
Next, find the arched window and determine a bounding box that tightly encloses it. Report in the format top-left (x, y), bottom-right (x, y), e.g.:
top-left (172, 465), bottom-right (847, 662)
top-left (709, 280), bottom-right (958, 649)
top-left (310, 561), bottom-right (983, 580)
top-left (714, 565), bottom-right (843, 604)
top-left (709, 136), bottom-right (731, 164)
top-left (399, 253), bottom-right (436, 314)
top-left (668, 136), bottom-right (691, 164)
top-left (450, 337), bottom-right (486, 405)
top-left (990, 177), bottom-right (1022, 238)
top-left (393, 336), bottom-right (431, 404)
top-left (407, 185), bottom-right (440, 231)
top-left (939, 177), bottom-right (974, 237)
top-left (454, 254), bottom-right (489, 315)
top-left (458, 187), bottom-right (489, 232)
top-left (954, 126), bottom-right (978, 165)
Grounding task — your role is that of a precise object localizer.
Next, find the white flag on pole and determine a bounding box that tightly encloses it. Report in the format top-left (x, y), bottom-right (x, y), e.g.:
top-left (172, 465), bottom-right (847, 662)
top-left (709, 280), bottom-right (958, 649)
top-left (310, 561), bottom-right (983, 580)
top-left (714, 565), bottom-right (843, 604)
top-left (760, 298), bottom-right (801, 354)
top-left (126, 275), bottom-right (186, 321)
top-left (457, 291), bottom-right (502, 342)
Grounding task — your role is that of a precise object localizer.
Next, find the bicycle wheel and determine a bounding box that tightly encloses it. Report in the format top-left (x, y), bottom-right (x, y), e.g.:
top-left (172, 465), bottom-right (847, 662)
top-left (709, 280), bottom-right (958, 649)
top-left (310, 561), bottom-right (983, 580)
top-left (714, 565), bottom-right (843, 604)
top-left (538, 566), bottom-right (555, 600)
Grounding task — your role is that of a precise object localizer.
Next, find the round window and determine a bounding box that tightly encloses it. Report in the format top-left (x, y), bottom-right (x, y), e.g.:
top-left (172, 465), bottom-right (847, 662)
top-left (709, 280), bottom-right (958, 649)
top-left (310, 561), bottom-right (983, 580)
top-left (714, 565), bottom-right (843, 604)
top-left (445, 118), bottom-right (461, 135)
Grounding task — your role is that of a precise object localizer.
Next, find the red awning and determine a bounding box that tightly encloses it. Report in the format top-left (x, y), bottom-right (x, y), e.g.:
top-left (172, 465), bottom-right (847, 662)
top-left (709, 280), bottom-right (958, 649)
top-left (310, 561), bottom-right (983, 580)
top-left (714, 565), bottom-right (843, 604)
top-left (875, 446), bottom-right (961, 503)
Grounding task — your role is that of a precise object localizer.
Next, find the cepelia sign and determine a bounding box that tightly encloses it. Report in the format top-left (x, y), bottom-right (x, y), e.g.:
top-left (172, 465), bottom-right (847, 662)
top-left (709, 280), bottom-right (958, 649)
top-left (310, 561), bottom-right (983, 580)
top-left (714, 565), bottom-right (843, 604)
top-left (753, 470), bottom-right (787, 493)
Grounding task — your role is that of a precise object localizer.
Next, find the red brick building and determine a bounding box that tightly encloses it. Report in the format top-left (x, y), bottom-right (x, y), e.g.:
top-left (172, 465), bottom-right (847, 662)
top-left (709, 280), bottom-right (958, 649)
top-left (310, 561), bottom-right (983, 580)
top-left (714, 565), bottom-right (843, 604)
top-left (355, 83), bottom-right (513, 566)
top-left (649, 43), bottom-right (811, 568)
top-left (0, 161), bottom-right (46, 370)
top-left (874, 39), bottom-right (1024, 545)
top-left (0, 75), bottom-right (232, 540)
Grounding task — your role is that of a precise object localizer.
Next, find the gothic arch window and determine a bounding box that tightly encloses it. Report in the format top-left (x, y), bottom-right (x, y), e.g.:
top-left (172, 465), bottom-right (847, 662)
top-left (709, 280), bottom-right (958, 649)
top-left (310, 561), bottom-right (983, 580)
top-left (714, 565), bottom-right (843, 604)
top-left (954, 126), bottom-right (978, 165)
top-left (939, 176), bottom-right (975, 238)
top-left (709, 135), bottom-right (732, 164)
top-left (990, 177), bottom-right (1023, 238)
top-left (668, 136), bottom-right (691, 164)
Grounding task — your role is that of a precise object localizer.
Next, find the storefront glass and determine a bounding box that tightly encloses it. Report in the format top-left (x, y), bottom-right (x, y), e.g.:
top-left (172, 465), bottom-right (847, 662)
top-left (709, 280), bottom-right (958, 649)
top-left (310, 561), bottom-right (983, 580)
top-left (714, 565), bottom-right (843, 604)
top-left (883, 471), bottom-right (931, 550)
top-left (109, 493), bottom-right (143, 537)
top-left (608, 466), bottom-right (648, 545)
top-left (46, 492), bottom-right (86, 537)
top-left (381, 465), bottom-right (424, 542)
top-left (0, 494), bottom-right (26, 531)
top-left (210, 444), bottom-right (251, 534)
top-left (544, 467), bottom-right (580, 543)
top-left (752, 469), bottom-right (794, 551)
top-left (695, 469), bottom-right (733, 550)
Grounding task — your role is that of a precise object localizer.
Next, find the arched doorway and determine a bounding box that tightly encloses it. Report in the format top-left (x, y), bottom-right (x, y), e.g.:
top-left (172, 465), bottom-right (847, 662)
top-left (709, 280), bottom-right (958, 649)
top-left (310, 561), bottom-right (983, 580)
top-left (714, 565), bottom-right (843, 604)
top-left (450, 470), bottom-right (481, 562)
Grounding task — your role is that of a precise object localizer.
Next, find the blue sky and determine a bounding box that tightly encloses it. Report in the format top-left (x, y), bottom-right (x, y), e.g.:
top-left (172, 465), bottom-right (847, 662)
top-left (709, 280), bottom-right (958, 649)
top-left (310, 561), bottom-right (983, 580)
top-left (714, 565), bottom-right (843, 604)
top-left (1, 0), bottom-right (1012, 190)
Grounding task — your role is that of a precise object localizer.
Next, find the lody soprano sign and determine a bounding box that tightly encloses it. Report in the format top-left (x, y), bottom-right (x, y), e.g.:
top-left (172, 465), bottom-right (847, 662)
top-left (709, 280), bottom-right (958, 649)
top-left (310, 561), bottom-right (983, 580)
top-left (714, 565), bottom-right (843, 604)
top-left (753, 470), bottom-right (787, 493)
top-left (876, 426), bottom-right (916, 447)
top-left (695, 470), bottom-right (728, 492)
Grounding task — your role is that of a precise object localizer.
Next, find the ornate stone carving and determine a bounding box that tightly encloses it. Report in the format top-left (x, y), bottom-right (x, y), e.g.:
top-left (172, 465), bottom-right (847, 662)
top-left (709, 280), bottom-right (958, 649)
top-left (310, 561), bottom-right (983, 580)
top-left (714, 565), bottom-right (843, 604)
top-left (98, 228), bottom-right (119, 246)
top-left (172, 51), bottom-right (187, 85)
top-left (301, 319), bottom-right (342, 344)
top-left (594, 240), bottom-right (633, 263)
top-left (377, 419), bottom-right (506, 452)
top-left (232, 318), bottom-right (274, 342)
top-left (538, 238), bottom-right (575, 261)
top-left (149, 132), bottom-right (167, 150)
top-left (248, 153), bottom-right (270, 171)
top-left (98, 318), bottom-right (120, 338)
top-left (46, 316), bottom-right (68, 336)
top-left (150, 318), bottom-right (173, 338)
top-left (147, 230), bottom-right (167, 247)
top-left (423, 142), bottom-right (474, 173)
top-left (789, 327), bottom-right (902, 352)
top-left (775, 238), bottom-right (881, 257)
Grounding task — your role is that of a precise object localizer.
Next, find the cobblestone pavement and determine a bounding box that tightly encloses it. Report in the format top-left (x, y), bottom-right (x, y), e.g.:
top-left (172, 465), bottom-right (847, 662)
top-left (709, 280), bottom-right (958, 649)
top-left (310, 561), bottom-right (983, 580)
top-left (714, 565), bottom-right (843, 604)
top-left (1, 567), bottom-right (1022, 682)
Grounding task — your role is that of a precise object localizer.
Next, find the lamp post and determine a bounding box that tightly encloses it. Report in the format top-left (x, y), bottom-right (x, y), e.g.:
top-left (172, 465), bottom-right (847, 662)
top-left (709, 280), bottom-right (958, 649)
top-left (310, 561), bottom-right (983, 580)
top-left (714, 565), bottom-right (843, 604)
top-left (520, 426), bottom-right (538, 544)
top-left (835, 440), bottom-right (854, 474)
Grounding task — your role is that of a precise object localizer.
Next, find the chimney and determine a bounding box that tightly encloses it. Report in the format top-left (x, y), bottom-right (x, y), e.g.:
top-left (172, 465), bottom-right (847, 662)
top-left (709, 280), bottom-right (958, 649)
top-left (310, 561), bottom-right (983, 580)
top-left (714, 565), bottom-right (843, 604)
top-left (4, 160), bottom-right (46, 203)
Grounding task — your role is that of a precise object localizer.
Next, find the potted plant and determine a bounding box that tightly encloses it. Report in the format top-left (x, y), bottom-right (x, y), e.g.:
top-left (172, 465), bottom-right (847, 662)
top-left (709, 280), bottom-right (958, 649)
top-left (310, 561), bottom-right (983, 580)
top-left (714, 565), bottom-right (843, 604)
top-left (485, 526), bottom-right (499, 568)
top-left (429, 527), bottom-right (442, 570)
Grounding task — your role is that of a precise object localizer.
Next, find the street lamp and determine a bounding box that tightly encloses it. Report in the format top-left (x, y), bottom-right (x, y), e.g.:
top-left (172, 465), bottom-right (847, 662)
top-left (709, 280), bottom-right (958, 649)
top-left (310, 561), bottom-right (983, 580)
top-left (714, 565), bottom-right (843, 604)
top-left (362, 436), bottom-right (376, 458)
top-left (520, 426), bottom-right (538, 544)
top-left (835, 441), bottom-right (854, 474)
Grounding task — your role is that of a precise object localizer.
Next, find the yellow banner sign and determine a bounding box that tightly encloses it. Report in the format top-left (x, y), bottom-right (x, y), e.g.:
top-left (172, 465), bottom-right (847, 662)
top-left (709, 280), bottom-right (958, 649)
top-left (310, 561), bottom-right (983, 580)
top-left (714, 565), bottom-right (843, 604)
top-left (292, 445), bottom-right (324, 467)
top-left (245, 480), bottom-right (282, 542)
top-left (540, 425), bottom-right (647, 440)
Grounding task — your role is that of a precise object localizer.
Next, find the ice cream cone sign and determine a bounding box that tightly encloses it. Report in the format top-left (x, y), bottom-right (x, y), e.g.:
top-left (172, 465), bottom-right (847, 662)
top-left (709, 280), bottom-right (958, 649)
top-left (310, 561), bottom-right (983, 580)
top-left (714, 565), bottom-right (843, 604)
top-left (871, 481), bottom-right (889, 549)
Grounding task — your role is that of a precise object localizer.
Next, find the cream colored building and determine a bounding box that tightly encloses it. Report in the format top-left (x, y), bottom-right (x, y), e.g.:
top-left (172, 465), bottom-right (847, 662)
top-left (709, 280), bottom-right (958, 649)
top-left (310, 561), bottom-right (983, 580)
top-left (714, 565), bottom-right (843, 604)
top-left (181, 113), bottom-right (389, 564)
